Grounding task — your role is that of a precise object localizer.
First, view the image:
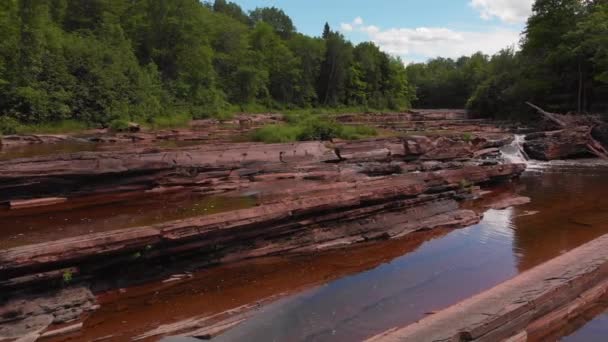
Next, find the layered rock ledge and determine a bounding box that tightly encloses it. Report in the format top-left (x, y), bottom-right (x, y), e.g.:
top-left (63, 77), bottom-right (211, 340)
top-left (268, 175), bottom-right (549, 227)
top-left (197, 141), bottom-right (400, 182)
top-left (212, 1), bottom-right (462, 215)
top-left (0, 111), bottom-right (527, 340)
top-left (0, 163), bottom-right (524, 286)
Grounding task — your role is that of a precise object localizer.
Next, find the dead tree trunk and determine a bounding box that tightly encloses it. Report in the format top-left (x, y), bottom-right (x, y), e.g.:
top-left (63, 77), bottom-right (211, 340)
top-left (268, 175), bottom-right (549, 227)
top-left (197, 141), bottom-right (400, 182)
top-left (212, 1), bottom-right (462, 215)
top-left (526, 102), bottom-right (608, 160)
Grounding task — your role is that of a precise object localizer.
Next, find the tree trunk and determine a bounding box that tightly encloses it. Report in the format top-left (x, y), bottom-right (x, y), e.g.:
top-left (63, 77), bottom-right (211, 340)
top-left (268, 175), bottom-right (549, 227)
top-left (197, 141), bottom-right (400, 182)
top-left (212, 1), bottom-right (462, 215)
top-left (578, 59), bottom-right (583, 114)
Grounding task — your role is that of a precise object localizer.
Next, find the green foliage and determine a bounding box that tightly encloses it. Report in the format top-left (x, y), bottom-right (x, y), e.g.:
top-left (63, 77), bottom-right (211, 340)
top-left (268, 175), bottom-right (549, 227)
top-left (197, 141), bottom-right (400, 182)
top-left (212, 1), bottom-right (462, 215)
top-left (251, 114), bottom-right (376, 143)
top-left (62, 269), bottom-right (73, 284)
top-left (251, 124), bottom-right (301, 143)
top-left (250, 7), bottom-right (295, 38)
top-left (407, 52), bottom-right (489, 109)
top-left (109, 119), bottom-right (130, 132)
top-left (149, 113), bottom-right (192, 130)
top-left (0, 116), bottom-right (21, 135)
top-left (17, 120), bottom-right (88, 134)
top-left (462, 132), bottom-right (473, 142)
top-left (409, 0), bottom-right (608, 118)
top-left (0, 0), bottom-right (415, 128)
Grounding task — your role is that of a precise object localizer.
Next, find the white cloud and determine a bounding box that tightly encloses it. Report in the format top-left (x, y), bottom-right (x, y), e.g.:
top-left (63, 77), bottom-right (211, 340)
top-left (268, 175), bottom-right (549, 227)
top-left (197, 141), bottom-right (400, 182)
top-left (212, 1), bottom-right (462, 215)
top-left (469, 0), bottom-right (533, 23)
top-left (346, 17), bottom-right (522, 61)
top-left (340, 23), bottom-right (353, 32)
top-left (340, 16), bottom-right (365, 33)
top-left (361, 25), bottom-right (380, 35)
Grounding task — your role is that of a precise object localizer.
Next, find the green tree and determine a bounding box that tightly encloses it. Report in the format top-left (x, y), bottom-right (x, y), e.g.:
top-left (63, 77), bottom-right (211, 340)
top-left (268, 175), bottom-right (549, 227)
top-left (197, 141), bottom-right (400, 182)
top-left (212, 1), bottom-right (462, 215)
top-left (250, 7), bottom-right (295, 38)
top-left (212, 0), bottom-right (250, 25)
top-left (318, 27), bottom-right (353, 105)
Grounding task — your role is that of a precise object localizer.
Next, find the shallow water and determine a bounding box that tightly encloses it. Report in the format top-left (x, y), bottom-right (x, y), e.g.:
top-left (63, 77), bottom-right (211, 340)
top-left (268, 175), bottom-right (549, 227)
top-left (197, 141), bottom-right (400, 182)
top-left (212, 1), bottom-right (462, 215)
top-left (562, 311), bottom-right (608, 342)
top-left (0, 141), bottom-right (102, 160)
top-left (45, 160), bottom-right (608, 341)
top-left (0, 193), bottom-right (256, 249)
top-left (212, 163), bottom-right (608, 342)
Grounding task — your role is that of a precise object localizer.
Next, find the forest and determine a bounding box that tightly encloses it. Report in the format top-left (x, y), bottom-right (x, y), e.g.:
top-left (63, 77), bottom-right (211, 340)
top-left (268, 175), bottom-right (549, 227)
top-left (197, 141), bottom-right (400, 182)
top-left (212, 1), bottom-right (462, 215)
top-left (0, 0), bottom-right (413, 129)
top-left (408, 0), bottom-right (608, 120)
top-left (0, 0), bottom-right (606, 130)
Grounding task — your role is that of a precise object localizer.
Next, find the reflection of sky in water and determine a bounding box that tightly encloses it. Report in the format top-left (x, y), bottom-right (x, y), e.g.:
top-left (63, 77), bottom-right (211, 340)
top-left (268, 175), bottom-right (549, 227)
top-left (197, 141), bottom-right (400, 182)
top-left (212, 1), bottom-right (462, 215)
top-left (562, 312), bottom-right (608, 342)
top-left (215, 209), bottom-right (518, 342)
top-left (163, 162), bottom-right (608, 342)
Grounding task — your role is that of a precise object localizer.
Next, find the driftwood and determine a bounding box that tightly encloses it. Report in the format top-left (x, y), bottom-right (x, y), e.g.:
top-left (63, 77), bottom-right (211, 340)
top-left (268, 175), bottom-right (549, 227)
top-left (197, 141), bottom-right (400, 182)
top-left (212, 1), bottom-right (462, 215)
top-left (526, 102), bottom-right (567, 128)
top-left (526, 102), bottom-right (608, 160)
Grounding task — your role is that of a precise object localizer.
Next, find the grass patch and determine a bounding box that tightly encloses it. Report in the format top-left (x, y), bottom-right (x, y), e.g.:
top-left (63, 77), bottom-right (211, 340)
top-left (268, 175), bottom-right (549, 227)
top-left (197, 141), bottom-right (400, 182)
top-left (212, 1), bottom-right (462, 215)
top-left (251, 114), bottom-right (377, 143)
top-left (147, 112), bottom-right (192, 130)
top-left (15, 120), bottom-right (89, 135)
top-left (250, 124), bottom-right (301, 143)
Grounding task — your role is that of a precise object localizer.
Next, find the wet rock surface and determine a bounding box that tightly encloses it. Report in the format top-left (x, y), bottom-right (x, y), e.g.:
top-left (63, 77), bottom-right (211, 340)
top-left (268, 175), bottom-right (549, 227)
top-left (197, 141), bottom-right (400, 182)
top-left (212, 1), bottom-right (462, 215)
top-left (0, 109), bottom-right (529, 340)
top-left (0, 287), bottom-right (95, 340)
top-left (524, 128), bottom-right (595, 160)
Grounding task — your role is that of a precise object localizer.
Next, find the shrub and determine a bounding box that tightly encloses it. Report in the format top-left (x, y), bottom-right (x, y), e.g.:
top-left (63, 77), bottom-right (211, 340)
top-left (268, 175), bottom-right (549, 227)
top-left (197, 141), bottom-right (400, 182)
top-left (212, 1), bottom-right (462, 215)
top-left (149, 113), bottom-right (192, 130)
top-left (251, 124), bottom-right (300, 143)
top-left (251, 115), bottom-right (377, 143)
top-left (17, 120), bottom-right (88, 134)
top-left (62, 270), bottom-right (73, 284)
top-left (109, 119), bottom-right (131, 132)
top-left (297, 118), bottom-right (341, 141)
top-left (0, 116), bottom-right (21, 135)
top-left (339, 125), bottom-right (378, 140)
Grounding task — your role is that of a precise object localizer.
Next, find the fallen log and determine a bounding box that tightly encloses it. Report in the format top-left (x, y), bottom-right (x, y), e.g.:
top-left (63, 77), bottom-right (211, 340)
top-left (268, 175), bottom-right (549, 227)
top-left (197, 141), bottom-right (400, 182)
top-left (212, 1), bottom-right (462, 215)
top-left (525, 102), bottom-right (567, 128)
top-left (525, 102), bottom-right (608, 160)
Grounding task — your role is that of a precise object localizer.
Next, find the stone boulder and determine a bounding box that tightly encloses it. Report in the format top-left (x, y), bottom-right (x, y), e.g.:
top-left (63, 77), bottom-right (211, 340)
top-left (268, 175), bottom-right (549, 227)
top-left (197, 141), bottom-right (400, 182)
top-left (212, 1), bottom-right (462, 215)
top-left (524, 128), bottom-right (593, 160)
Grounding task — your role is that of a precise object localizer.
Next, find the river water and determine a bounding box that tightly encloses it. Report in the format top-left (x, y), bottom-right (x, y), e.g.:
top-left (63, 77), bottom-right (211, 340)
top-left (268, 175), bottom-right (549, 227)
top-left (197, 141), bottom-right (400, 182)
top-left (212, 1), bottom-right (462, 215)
top-left (4, 137), bottom-right (608, 341)
top-left (211, 160), bottom-right (608, 342)
top-left (38, 155), bottom-right (608, 341)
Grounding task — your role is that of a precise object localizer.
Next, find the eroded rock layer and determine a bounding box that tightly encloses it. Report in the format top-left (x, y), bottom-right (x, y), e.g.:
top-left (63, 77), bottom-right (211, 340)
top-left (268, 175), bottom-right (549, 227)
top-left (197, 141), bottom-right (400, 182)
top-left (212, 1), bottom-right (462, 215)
top-left (0, 111), bottom-right (528, 341)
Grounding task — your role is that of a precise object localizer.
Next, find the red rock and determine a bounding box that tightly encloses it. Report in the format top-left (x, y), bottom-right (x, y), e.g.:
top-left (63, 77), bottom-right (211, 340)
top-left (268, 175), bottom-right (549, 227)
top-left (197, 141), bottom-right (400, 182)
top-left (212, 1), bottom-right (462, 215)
top-left (0, 164), bottom-right (524, 284)
top-left (485, 196), bottom-right (531, 210)
top-left (524, 128), bottom-right (594, 160)
top-left (9, 197), bottom-right (67, 210)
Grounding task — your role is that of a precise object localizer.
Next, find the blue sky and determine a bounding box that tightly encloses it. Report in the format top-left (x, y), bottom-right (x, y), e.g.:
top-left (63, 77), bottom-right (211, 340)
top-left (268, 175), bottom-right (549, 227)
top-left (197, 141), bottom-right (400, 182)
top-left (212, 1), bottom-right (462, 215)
top-left (232, 0), bottom-right (534, 63)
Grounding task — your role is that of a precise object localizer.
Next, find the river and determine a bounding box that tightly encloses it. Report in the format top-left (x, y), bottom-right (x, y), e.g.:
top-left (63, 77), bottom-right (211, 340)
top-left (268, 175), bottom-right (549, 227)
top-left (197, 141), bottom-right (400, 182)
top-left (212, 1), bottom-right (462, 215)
top-left (42, 153), bottom-right (608, 341)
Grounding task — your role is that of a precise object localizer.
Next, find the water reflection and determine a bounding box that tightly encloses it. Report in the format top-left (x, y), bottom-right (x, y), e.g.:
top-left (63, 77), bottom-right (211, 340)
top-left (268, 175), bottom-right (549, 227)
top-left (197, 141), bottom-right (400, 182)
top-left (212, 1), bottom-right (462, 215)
top-left (52, 229), bottom-right (453, 341)
top-left (534, 294), bottom-right (608, 342)
top-left (512, 164), bottom-right (608, 272)
top-left (44, 160), bottom-right (608, 342)
top-left (216, 210), bottom-right (518, 341)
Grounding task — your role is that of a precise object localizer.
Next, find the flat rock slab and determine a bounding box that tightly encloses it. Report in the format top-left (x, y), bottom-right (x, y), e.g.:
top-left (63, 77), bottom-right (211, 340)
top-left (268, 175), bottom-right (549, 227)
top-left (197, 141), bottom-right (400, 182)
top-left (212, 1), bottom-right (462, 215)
top-left (367, 233), bottom-right (608, 342)
top-left (485, 196), bottom-right (531, 210)
top-left (0, 287), bottom-right (96, 340)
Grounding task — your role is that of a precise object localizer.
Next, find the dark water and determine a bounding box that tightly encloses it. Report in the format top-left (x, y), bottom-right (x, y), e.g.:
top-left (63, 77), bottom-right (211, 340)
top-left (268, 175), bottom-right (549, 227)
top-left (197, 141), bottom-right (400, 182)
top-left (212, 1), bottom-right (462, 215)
top-left (46, 160), bottom-right (608, 342)
top-left (563, 313), bottom-right (608, 342)
top-left (551, 293), bottom-right (608, 342)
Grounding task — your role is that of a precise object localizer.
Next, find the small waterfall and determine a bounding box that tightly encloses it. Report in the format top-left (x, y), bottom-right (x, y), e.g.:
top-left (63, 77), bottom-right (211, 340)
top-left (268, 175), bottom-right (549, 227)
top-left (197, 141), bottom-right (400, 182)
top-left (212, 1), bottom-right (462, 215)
top-left (501, 134), bottom-right (529, 164)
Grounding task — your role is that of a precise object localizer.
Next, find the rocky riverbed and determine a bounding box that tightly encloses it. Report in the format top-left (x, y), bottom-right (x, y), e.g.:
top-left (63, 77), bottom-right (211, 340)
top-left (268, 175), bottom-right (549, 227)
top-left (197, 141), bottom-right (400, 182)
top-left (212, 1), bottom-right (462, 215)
top-left (2, 109), bottom-right (606, 341)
